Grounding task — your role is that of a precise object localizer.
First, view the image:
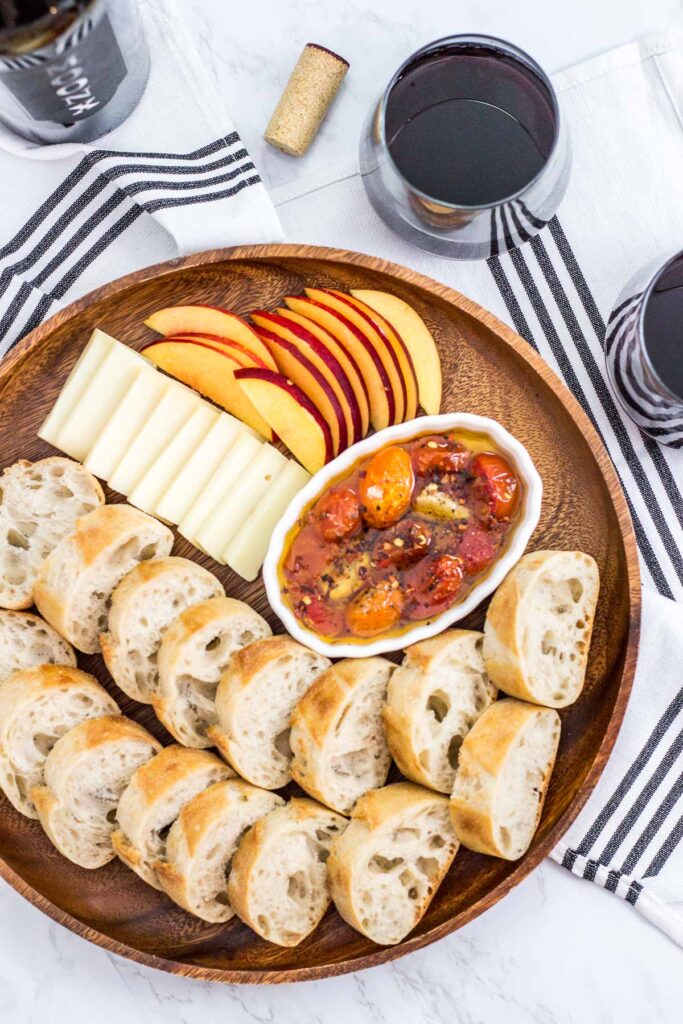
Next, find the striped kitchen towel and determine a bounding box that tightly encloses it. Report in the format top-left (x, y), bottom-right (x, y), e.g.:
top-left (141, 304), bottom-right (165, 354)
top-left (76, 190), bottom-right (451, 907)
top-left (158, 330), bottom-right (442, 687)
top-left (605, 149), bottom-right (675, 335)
top-left (0, 0), bottom-right (283, 358)
top-left (271, 33), bottom-right (683, 944)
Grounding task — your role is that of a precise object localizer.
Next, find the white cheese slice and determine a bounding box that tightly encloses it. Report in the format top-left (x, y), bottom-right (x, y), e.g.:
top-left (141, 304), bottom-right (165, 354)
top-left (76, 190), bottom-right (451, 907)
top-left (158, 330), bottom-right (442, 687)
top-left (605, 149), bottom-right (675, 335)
top-left (108, 380), bottom-right (203, 497)
top-left (155, 412), bottom-right (245, 525)
top-left (179, 432), bottom-right (264, 550)
top-left (38, 329), bottom-right (116, 446)
top-left (225, 460), bottom-right (310, 581)
top-left (84, 364), bottom-right (166, 481)
top-left (128, 403), bottom-right (219, 516)
top-left (196, 444), bottom-right (289, 562)
top-left (54, 342), bottom-right (149, 462)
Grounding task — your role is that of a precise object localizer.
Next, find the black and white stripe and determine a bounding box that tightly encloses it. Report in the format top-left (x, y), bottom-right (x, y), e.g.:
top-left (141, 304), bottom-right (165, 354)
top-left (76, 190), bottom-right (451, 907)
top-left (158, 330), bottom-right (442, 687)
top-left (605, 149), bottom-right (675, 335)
top-left (0, 132), bottom-right (261, 356)
top-left (488, 217), bottom-right (683, 902)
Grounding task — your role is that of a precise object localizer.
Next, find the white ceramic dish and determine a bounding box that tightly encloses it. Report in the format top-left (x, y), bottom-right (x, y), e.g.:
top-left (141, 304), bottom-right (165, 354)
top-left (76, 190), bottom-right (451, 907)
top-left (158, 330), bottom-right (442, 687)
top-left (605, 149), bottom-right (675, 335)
top-left (263, 414), bottom-right (543, 658)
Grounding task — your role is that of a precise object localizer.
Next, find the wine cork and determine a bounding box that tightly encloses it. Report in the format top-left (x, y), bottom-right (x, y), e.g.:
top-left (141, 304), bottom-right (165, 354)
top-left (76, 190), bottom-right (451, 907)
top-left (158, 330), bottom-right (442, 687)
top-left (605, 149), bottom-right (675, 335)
top-left (265, 43), bottom-right (349, 157)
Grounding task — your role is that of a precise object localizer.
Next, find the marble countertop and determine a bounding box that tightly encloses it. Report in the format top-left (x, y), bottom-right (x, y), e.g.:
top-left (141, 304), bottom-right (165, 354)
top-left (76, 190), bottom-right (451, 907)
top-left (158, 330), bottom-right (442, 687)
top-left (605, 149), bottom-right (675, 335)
top-left (2, 0), bottom-right (683, 1020)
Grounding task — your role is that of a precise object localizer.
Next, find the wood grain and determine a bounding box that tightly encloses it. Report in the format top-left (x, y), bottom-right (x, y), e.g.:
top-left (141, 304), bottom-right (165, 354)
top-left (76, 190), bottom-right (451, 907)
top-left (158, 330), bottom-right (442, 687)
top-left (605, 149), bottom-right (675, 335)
top-left (0, 244), bottom-right (640, 984)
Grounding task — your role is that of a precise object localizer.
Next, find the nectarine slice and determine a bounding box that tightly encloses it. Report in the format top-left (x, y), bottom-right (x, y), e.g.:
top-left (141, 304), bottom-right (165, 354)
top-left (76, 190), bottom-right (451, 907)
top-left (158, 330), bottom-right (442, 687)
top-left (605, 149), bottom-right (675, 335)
top-left (254, 327), bottom-right (346, 455)
top-left (284, 295), bottom-right (394, 431)
top-left (168, 334), bottom-right (267, 369)
top-left (350, 290), bottom-right (442, 414)
top-left (324, 290), bottom-right (419, 420)
top-left (251, 311), bottom-right (363, 445)
top-left (274, 308), bottom-right (370, 437)
top-left (142, 339), bottom-right (272, 439)
top-left (145, 305), bottom-right (277, 370)
top-left (235, 369), bottom-right (332, 474)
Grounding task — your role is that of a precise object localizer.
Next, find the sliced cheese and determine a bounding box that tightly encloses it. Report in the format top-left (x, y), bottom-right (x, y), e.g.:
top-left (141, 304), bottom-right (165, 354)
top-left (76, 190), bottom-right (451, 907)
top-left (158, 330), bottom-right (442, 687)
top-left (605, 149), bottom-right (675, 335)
top-left (38, 329), bottom-right (116, 446)
top-left (196, 443), bottom-right (289, 562)
top-left (225, 460), bottom-right (310, 581)
top-left (84, 364), bottom-right (166, 481)
top-left (179, 432), bottom-right (263, 549)
top-left (55, 342), bottom-right (149, 462)
top-left (128, 403), bottom-right (219, 516)
top-left (108, 380), bottom-right (203, 496)
top-left (155, 412), bottom-right (245, 525)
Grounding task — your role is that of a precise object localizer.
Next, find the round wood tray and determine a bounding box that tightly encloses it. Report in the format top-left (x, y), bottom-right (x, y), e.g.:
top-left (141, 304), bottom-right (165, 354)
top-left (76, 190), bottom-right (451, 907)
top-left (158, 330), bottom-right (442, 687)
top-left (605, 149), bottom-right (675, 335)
top-left (0, 244), bottom-right (640, 984)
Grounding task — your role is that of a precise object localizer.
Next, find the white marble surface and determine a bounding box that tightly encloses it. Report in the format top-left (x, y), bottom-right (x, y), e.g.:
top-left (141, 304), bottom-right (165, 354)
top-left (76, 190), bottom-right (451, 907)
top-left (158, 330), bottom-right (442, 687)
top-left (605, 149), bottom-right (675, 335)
top-left (2, 0), bottom-right (683, 1020)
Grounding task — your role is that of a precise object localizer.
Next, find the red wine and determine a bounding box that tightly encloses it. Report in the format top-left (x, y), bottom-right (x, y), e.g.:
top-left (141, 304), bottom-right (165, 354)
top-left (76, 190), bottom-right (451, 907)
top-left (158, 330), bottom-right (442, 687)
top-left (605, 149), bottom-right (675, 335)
top-left (385, 45), bottom-right (556, 207)
top-left (643, 254), bottom-right (683, 400)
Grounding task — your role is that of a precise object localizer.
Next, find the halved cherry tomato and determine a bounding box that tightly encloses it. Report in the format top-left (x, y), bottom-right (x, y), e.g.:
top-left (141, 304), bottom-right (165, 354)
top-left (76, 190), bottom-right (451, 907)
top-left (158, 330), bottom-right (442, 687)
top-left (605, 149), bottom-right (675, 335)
top-left (284, 529), bottom-right (330, 580)
top-left (345, 578), bottom-right (404, 637)
top-left (374, 518), bottom-right (432, 569)
top-left (406, 554), bottom-right (463, 619)
top-left (297, 594), bottom-right (345, 637)
top-left (457, 525), bottom-right (497, 574)
top-left (315, 486), bottom-right (362, 542)
top-left (359, 446), bottom-right (415, 529)
top-left (471, 452), bottom-right (519, 518)
top-left (412, 436), bottom-right (471, 476)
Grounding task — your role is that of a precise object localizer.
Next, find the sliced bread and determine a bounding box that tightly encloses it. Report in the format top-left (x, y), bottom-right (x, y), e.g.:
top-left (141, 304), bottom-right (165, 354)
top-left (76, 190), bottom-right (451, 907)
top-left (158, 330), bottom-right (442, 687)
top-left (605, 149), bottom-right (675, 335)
top-left (483, 550), bottom-right (600, 708)
top-left (227, 797), bottom-right (346, 946)
top-left (291, 658), bottom-right (395, 814)
top-left (111, 744), bottom-right (232, 889)
top-left (0, 610), bottom-right (76, 683)
top-left (449, 698), bottom-right (561, 860)
top-left (32, 715), bottom-right (161, 868)
top-left (155, 779), bottom-right (283, 922)
top-left (153, 597), bottom-right (272, 748)
top-left (0, 457), bottom-right (104, 610)
top-left (383, 630), bottom-right (497, 793)
top-left (208, 636), bottom-right (330, 788)
top-left (0, 665), bottom-right (118, 817)
top-left (33, 504), bottom-right (174, 654)
top-left (100, 557), bottom-right (224, 704)
top-left (327, 782), bottom-right (459, 945)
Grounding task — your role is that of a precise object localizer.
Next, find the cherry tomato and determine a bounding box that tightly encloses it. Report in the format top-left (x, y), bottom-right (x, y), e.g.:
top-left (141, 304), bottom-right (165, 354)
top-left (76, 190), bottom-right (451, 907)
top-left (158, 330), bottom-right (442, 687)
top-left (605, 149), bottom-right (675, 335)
top-left (345, 578), bottom-right (404, 637)
top-left (374, 518), bottom-right (432, 569)
top-left (406, 555), bottom-right (463, 619)
top-left (284, 529), bottom-right (330, 580)
top-left (471, 452), bottom-right (519, 518)
top-left (413, 437), bottom-right (471, 476)
top-left (359, 446), bottom-right (415, 528)
top-left (457, 526), bottom-right (497, 574)
top-left (315, 487), bottom-right (362, 542)
top-left (297, 594), bottom-right (345, 637)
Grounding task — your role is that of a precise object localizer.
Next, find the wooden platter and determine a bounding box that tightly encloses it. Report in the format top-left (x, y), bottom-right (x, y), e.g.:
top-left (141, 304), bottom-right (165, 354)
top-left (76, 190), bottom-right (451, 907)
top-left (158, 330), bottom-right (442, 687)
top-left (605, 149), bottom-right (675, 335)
top-left (0, 244), bottom-right (640, 984)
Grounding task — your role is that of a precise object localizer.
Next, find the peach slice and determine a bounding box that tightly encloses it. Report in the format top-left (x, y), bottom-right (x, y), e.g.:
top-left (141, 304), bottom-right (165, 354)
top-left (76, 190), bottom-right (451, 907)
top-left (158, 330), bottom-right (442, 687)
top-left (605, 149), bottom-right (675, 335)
top-left (144, 305), bottom-right (277, 370)
top-left (350, 290), bottom-right (442, 414)
top-left (274, 308), bottom-right (370, 437)
top-left (235, 369), bottom-right (333, 473)
top-left (168, 334), bottom-right (268, 369)
top-left (323, 289), bottom-right (419, 420)
top-left (251, 311), bottom-right (363, 445)
top-left (284, 295), bottom-right (394, 431)
top-left (142, 339), bottom-right (272, 439)
top-left (305, 287), bottom-right (409, 422)
top-left (254, 327), bottom-right (347, 455)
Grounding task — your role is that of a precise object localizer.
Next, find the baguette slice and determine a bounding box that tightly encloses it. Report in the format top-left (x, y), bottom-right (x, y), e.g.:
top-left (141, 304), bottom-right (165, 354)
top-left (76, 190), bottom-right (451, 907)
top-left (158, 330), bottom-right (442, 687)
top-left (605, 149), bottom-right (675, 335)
top-left (327, 782), bottom-right (459, 945)
top-left (483, 550), bottom-right (600, 708)
top-left (0, 610), bottom-right (76, 684)
top-left (112, 745), bottom-right (232, 889)
top-left (228, 797), bottom-right (346, 945)
top-left (34, 504), bottom-right (174, 654)
top-left (0, 457), bottom-right (104, 610)
top-left (291, 657), bottom-right (395, 814)
top-left (32, 716), bottom-right (161, 868)
top-left (208, 636), bottom-right (330, 788)
top-left (0, 665), bottom-right (118, 818)
top-left (383, 630), bottom-right (497, 793)
top-left (155, 779), bottom-right (283, 922)
top-left (449, 698), bottom-right (561, 860)
top-left (100, 557), bottom-right (224, 704)
top-left (153, 597), bottom-right (272, 748)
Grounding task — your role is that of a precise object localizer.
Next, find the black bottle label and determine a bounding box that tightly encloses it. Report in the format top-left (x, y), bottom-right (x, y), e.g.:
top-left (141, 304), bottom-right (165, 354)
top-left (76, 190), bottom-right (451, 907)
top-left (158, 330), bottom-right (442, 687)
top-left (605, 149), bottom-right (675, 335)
top-left (0, 14), bottom-right (127, 124)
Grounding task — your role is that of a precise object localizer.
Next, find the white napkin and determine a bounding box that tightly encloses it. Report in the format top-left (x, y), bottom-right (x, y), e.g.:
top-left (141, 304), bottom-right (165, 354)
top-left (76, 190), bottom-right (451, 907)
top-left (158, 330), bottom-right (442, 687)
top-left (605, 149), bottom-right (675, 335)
top-left (271, 33), bottom-right (683, 945)
top-left (0, 0), bottom-right (283, 359)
